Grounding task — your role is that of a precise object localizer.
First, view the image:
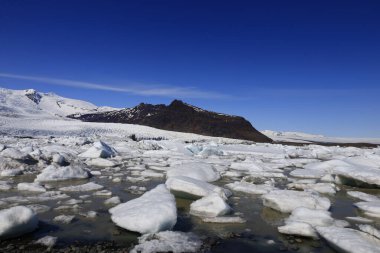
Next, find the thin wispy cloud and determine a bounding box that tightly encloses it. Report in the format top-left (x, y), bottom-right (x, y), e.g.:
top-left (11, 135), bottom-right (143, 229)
top-left (0, 73), bottom-right (230, 99)
top-left (252, 87), bottom-right (379, 98)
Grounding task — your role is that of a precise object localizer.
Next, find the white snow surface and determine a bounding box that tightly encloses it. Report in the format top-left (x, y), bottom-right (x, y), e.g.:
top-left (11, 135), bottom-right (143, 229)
top-left (0, 87), bottom-right (117, 118)
top-left (261, 130), bottom-right (380, 145)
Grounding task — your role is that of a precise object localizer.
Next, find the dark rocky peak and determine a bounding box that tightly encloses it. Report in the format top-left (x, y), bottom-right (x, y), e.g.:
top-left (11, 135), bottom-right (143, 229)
top-left (68, 100), bottom-right (273, 143)
top-left (25, 89), bottom-right (42, 104)
top-left (169, 99), bottom-right (186, 107)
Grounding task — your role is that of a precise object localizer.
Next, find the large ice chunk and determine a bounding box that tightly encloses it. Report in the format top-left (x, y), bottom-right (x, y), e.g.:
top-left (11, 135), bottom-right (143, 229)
top-left (59, 182), bottom-right (104, 192)
top-left (316, 226), bottom-right (380, 253)
top-left (130, 231), bottom-right (202, 253)
top-left (0, 148), bottom-right (31, 161)
top-left (355, 201), bottom-right (380, 218)
top-left (167, 162), bottom-right (220, 182)
top-left (278, 207), bottom-right (338, 238)
top-left (186, 143), bottom-right (223, 157)
top-left (262, 190), bottom-right (330, 213)
top-left (165, 176), bottom-right (231, 199)
top-left (86, 158), bottom-right (117, 167)
top-left (226, 181), bottom-right (275, 195)
top-left (333, 166), bottom-right (380, 187)
top-left (287, 182), bottom-right (338, 195)
top-left (289, 169), bottom-right (326, 179)
top-left (190, 193), bottom-right (231, 218)
top-left (358, 224), bottom-right (380, 240)
top-left (0, 206), bottom-right (38, 239)
top-left (35, 165), bottom-right (90, 182)
top-left (347, 191), bottom-right (380, 202)
top-left (109, 184), bottom-right (177, 234)
top-left (17, 182), bottom-right (46, 192)
top-left (79, 141), bottom-right (117, 158)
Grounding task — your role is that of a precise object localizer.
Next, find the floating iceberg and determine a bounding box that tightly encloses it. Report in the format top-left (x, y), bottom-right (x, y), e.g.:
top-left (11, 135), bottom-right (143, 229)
top-left (79, 141), bottom-right (117, 158)
top-left (130, 231), bottom-right (202, 253)
top-left (167, 162), bottom-right (220, 182)
top-left (166, 176), bottom-right (231, 199)
top-left (316, 226), bottom-right (380, 253)
top-left (35, 165), bottom-right (90, 182)
top-left (109, 184), bottom-right (177, 234)
top-left (190, 193), bottom-right (231, 218)
top-left (262, 190), bottom-right (330, 213)
top-left (0, 206), bottom-right (38, 239)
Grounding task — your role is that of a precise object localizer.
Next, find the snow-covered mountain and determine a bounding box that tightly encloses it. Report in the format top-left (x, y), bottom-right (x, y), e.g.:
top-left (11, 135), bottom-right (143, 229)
top-left (0, 87), bottom-right (117, 119)
top-left (261, 130), bottom-right (324, 140)
top-left (1, 87), bottom-right (378, 145)
top-left (261, 130), bottom-right (380, 145)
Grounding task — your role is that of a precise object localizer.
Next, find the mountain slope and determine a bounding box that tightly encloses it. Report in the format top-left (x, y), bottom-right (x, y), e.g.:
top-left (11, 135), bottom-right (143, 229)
top-left (69, 100), bottom-right (273, 143)
top-left (261, 130), bottom-right (380, 145)
top-left (0, 88), bottom-right (117, 118)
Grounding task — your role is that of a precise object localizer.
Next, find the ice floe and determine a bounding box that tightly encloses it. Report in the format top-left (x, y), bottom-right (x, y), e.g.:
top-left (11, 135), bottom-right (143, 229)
top-left (190, 193), bottom-right (231, 218)
top-left (287, 182), bottom-right (338, 195)
top-left (167, 162), bottom-right (220, 182)
top-left (104, 196), bottom-right (121, 205)
top-left (79, 141), bottom-right (117, 158)
top-left (316, 226), bottom-right (380, 253)
top-left (262, 190), bottom-right (330, 213)
top-left (289, 169), bottom-right (326, 179)
top-left (347, 191), bottom-right (380, 202)
top-left (278, 207), bottom-right (345, 238)
top-left (0, 181), bottom-right (12, 190)
top-left (86, 158), bottom-right (117, 167)
top-left (358, 224), bottom-right (380, 240)
top-left (109, 184), bottom-right (177, 234)
top-left (202, 216), bottom-right (246, 223)
top-left (333, 165), bottom-right (380, 187)
top-left (17, 182), bottom-right (46, 192)
top-left (166, 176), bottom-right (231, 199)
top-left (34, 235), bottom-right (57, 248)
top-left (346, 216), bottom-right (373, 223)
top-left (35, 165), bottom-right (90, 182)
top-left (355, 201), bottom-right (380, 218)
top-left (59, 182), bottom-right (104, 192)
top-left (0, 148), bottom-right (31, 161)
top-left (26, 204), bottom-right (51, 214)
top-left (53, 215), bottom-right (75, 224)
top-left (0, 206), bottom-right (38, 239)
top-left (226, 181), bottom-right (275, 195)
top-left (0, 168), bottom-right (23, 177)
top-left (52, 153), bottom-right (67, 166)
top-left (130, 231), bottom-right (202, 253)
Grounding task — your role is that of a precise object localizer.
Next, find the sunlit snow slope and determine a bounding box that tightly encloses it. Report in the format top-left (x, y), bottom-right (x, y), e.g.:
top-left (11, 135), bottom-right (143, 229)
top-left (0, 87), bottom-right (117, 118)
top-left (261, 130), bottom-right (380, 145)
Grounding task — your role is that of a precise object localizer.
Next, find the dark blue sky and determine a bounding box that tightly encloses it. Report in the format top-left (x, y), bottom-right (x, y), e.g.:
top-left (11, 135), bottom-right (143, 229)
top-left (1, 0), bottom-right (379, 137)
